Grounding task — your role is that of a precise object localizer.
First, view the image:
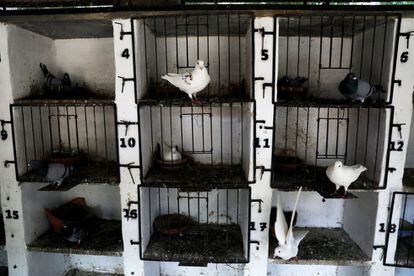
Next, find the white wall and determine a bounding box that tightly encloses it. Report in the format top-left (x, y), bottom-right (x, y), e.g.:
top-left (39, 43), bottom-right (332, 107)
top-left (272, 191), bottom-right (344, 228)
top-left (7, 25), bottom-right (56, 100)
top-left (54, 38), bottom-right (115, 96)
top-left (267, 263), bottom-right (369, 276)
top-left (27, 252), bottom-right (123, 276)
top-left (159, 262), bottom-right (244, 276)
top-left (343, 192), bottom-right (378, 257)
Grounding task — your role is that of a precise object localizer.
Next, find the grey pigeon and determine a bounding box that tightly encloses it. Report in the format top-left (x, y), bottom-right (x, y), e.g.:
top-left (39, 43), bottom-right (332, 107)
top-left (28, 160), bottom-right (73, 186)
top-left (338, 73), bottom-right (377, 103)
top-left (40, 63), bottom-right (71, 91)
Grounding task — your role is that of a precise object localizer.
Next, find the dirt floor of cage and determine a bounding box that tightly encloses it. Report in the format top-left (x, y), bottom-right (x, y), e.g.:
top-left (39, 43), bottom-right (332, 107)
top-left (28, 218), bottom-right (122, 256)
top-left (64, 270), bottom-right (122, 276)
top-left (269, 227), bottom-right (369, 265)
top-left (143, 163), bottom-right (248, 191)
top-left (143, 84), bottom-right (249, 103)
top-left (139, 95), bottom-right (253, 107)
top-left (395, 236), bottom-right (414, 267)
top-left (272, 164), bottom-right (379, 199)
top-left (143, 224), bottom-right (246, 265)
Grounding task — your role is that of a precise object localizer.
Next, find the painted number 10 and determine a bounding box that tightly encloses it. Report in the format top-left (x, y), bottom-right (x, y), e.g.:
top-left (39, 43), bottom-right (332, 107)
top-left (120, 137), bottom-right (136, 148)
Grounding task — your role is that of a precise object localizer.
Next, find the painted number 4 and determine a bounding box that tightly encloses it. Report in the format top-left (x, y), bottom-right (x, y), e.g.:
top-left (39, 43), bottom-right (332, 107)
top-left (122, 49), bottom-right (130, 59)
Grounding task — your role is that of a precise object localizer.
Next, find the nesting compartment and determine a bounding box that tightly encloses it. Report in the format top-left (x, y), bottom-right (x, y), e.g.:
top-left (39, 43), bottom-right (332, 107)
top-left (139, 186), bottom-right (250, 265)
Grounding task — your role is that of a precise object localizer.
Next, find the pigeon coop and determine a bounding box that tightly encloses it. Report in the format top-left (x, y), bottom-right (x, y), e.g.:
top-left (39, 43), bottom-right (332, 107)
top-left (384, 192), bottom-right (414, 268)
top-left (131, 13), bottom-right (255, 265)
top-left (4, 20), bottom-right (120, 189)
top-left (272, 14), bottom-right (400, 195)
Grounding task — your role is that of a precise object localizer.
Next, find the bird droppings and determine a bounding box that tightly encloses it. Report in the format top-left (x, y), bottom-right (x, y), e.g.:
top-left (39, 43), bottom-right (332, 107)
top-left (28, 219), bottom-right (123, 256)
top-left (64, 269), bottom-right (123, 276)
top-left (269, 228), bottom-right (370, 265)
top-left (144, 224), bottom-right (246, 265)
top-left (271, 164), bottom-right (377, 198)
top-left (395, 236), bottom-right (414, 266)
top-left (33, 161), bottom-right (119, 191)
top-left (144, 163), bottom-right (248, 191)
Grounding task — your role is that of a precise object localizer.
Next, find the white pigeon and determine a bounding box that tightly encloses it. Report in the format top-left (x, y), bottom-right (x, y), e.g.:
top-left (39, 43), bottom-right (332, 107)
top-left (161, 60), bottom-right (210, 104)
top-left (162, 144), bottom-right (182, 162)
top-left (325, 161), bottom-right (367, 194)
top-left (274, 187), bottom-right (309, 260)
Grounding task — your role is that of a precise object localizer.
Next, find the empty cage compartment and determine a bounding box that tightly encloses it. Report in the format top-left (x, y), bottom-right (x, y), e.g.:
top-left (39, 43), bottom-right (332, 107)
top-left (133, 13), bottom-right (253, 102)
top-left (139, 186), bottom-right (251, 265)
top-left (277, 14), bottom-right (399, 104)
top-left (384, 192), bottom-right (414, 268)
top-left (139, 101), bottom-right (254, 188)
top-left (11, 101), bottom-right (119, 188)
top-left (272, 104), bottom-right (392, 195)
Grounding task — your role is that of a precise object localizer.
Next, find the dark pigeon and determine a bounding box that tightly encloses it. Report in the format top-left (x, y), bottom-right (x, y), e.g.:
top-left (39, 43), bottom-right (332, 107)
top-left (339, 72), bottom-right (377, 103)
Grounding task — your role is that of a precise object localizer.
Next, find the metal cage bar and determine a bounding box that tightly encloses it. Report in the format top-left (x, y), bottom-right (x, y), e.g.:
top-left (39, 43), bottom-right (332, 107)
top-left (10, 101), bottom-right (119, 184)
top-left (384, 192), bottom-right (414, 268)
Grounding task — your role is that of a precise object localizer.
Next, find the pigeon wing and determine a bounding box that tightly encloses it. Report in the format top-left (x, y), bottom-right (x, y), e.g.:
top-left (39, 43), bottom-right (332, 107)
top-left (357, 80), bottom-right (374, 99)
top-left (287, 186), bottom-right (303, 245)
top-left (275, 192), bottom-right (288, 246)
top-left (293, 230), bottom-right (309, 247)
top-left (162, 72), bottom-right (192, 91)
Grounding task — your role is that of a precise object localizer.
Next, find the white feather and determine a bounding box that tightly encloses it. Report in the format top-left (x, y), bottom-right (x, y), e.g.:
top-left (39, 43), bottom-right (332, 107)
top-left (274, 187), bottom-right (308, 260)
